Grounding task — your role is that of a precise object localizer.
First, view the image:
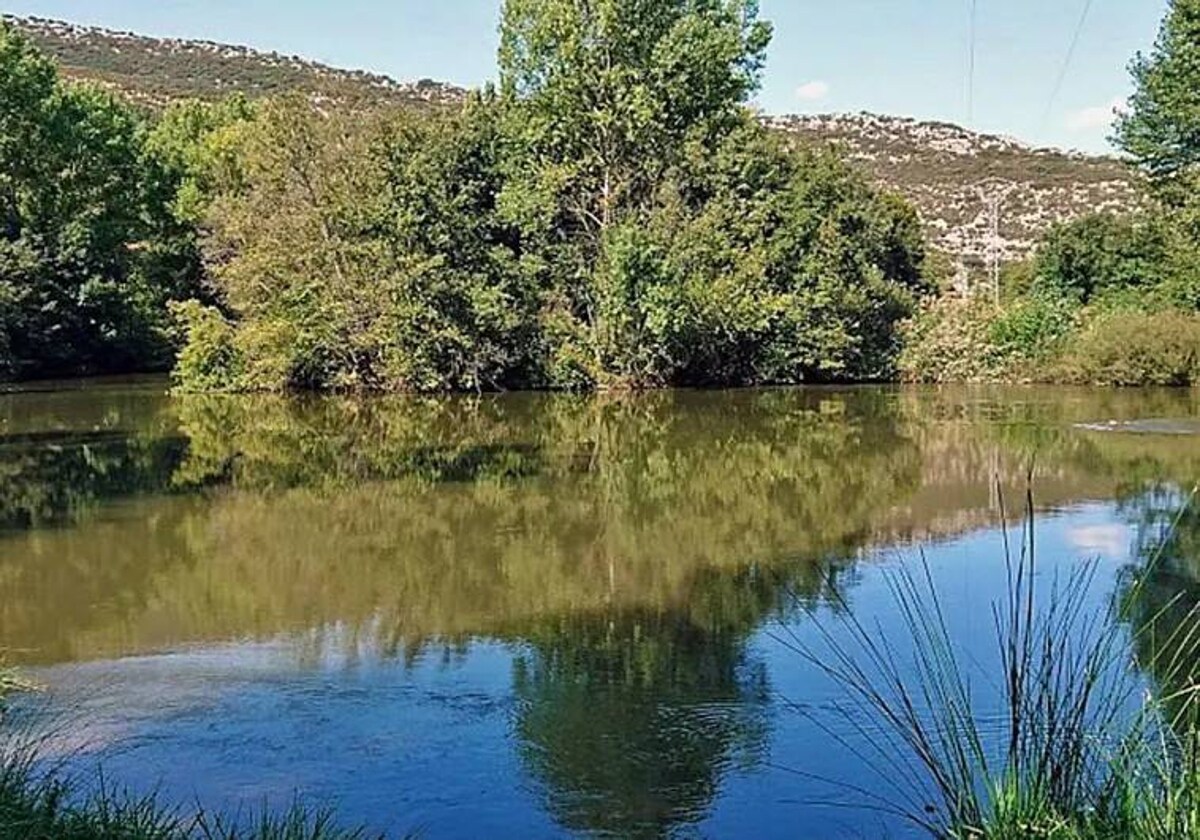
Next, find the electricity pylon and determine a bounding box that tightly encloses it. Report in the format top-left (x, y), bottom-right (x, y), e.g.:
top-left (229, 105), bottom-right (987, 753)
top-left (973, 178), bottom-right (1018, 306)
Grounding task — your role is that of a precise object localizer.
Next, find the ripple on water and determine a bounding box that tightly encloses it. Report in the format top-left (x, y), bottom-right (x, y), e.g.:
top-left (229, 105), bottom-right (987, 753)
top-left (1075, 418), bottom-right (1200, 436)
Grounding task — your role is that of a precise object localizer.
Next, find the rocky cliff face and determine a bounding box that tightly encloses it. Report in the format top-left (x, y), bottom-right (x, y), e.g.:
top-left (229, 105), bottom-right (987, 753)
top-left (6, 15), bottom-right (1142, 263)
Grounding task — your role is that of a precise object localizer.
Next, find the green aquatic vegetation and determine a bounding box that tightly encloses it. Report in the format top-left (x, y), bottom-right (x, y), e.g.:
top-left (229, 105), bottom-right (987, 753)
top-left (787, 490), bottom-right (1200, 839)
top-left (0, 743), bottom-right (379, 840)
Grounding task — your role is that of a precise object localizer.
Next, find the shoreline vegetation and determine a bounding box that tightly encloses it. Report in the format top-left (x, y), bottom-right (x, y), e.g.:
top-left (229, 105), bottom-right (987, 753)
top-left (0, 1), bottom-right (1197, 393)
top-left (1, 664), bottom-right (377, 839)
top-left (790, 491), bottom-right (1200, 839)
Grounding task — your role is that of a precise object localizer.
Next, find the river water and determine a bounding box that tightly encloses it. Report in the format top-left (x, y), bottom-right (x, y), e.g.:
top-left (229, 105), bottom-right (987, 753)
top-left (1, 381), bottom-right (1198, 838)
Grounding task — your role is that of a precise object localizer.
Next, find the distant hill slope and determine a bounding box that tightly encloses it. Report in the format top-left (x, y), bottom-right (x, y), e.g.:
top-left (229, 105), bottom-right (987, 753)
top-left (5, 15), bottom-right (466, 109)
top-left (6, 15), bottom-right (1142, 264)
top-left (769, 114), bottom-right (1141, 265)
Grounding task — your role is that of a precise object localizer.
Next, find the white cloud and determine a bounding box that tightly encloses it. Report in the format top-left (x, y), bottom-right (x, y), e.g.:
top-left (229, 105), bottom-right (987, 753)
top-left (1067, 524), bottom-right (1130, 560)
top-left (1064, 97), bottom-right (1126, 132)
top-left (795, 80), bottom-right (830, 102)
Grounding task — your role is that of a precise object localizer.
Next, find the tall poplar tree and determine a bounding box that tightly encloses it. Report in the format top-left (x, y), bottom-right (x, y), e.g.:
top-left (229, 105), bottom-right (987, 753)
top-left (1114, 0), bottom-right (1200, 204)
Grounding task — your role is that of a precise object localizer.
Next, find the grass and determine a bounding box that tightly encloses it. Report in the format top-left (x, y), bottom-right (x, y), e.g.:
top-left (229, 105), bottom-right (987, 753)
top-left (0, 667), bottom-right (381, 840)
top-left (780, 485), bottom-right (1200, 839)
top-left (0, 744), bottom-right (380, 840)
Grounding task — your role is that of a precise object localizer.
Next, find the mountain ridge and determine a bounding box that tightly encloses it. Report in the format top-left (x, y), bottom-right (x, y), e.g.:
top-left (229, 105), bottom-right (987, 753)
top-left (5, 14), bottom-right (1141, 265)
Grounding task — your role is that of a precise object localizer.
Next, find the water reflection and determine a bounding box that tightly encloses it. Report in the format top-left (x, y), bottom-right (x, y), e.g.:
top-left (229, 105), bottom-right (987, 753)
top-left (1120, 489), bottom-right (1200, 733)
top-left (513, 606), bottom-right (767, 837)
top-left (0, 383), bottom-right (1198, 838)
top-left (1, 389), bottom-right (928, 663)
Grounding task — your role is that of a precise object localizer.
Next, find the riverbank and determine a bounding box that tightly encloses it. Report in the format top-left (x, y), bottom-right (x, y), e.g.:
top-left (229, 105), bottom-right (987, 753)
top-left (900, 301), bottom-right (1200, 387)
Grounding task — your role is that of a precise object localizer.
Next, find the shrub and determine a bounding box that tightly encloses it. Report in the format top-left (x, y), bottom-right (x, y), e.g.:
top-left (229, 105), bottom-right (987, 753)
top-left (1054, 310), bottom-right (1200, 386)
top-left (897, 298), bottom-right (1005, 383)
top-left (988, 293), bottom-right (1079, 363)
top-left (169, 301), bottom-right (243, 392)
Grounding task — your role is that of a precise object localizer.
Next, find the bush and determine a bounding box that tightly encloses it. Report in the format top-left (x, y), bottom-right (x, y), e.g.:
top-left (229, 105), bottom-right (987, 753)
top-left (897, 298), bottom-right (1005, 383)
top-left (1054, 310), bottom-right (1200, 386)
top-left (988, 293), bottom-right (1079, 362)
top-left (169, 301), bottom-right (243, 392)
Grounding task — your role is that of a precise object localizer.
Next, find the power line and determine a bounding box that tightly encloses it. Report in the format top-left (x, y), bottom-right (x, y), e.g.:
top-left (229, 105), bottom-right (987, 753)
top-left (1042, 0), bottom-right (1096, 128)
top-left (967, 0), bottom-right (978, 125)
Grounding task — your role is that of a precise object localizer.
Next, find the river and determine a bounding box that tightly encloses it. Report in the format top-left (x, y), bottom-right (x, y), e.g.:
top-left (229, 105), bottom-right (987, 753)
top-left (1, 380), bottom-right (1198, 838)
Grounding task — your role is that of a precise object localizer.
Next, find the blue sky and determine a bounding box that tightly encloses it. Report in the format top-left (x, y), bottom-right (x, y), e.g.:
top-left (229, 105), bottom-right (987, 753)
top-left (3, 0), bottom-right (1170, 153)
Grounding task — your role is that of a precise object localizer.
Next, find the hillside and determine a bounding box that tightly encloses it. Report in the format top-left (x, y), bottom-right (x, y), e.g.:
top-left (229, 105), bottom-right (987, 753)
top-left (769, 114), bottom-right (1141, 265)
top-left (4, 15), bottom-right (465, 110)
top-left (5, 15), bottom-right (1141, 264)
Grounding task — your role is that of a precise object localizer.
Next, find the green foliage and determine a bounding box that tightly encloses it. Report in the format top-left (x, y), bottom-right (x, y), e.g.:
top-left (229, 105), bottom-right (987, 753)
top-left (1053, 310), bottom-right (1200, 387)
top-left (497, 0), bottom-right (772, 239)
top-left (898, 298), bottom-right (1007, 383)
top-left (900, 298), bottom-right (1200, 387)
top-left (988, 293), bottom-right (1078, 362)
top-left (144, 95), bottom-right (257, 225)
top-left (181, 94), bottom-right (542, 392)
top-left (169, 300), bottom-right (243, 392)
top-left (0, 745), bottom-right (376, 839)
top-left (172, 1), bottom-right (927, 393)
top-left (1032, 213), bottom-right (1200, 308)
top-left (796, 499), bottom-right (1200, 840)
top-left (930, 0), bottom-right (1200, 392)
top-left (1114, 0), bottom-right (1200, 204)
top-left (0, 22), bottom-right (205, 380)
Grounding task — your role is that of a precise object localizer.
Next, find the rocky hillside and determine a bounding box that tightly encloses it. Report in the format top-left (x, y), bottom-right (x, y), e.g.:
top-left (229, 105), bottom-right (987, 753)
top-left (768, 113), bottom-right (1140, 265)
top-left (5, 15), bottom-right (1141, 264)
top-left (4, 15), bottom-right (465, 110)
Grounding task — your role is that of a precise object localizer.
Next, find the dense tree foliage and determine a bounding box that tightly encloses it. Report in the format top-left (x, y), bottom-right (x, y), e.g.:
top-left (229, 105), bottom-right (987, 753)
top-left (1114, 0), bottom-right (1200, 207)
top-left (0, 23), bottom-right (204, 379)
top-left (1032, 213), bottom-right (1200, 309)
top-left (172, 0), bottom-right (927, 392)
top-left (31, 0), bottom-right (1200, 391)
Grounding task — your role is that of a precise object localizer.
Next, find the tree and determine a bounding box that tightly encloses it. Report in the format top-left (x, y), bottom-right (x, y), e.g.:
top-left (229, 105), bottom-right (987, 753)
top-left (581, 121), bottom-right (928, 385)
top-left (172, 1), bottom-right (928, 392)
top-left (179, 93), bottom-right (541, 392)
top-left (0, 23), bottom-right (206, 378)
top-left (498, 0), bottom-right (772, 244)
top-left (1114, 0), bottom-right (1200, 204)
top-left (144, 94), bottom-right (257, 226)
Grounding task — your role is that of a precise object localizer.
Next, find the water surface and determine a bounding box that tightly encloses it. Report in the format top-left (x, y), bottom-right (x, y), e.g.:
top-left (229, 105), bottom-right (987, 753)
top-left (1, 382), bottom-right (1198, 838)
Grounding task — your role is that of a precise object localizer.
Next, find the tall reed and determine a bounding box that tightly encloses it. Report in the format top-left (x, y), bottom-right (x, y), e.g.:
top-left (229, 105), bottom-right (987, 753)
top-left (781, 486), bottom-right (1200, 839)
top-left (0, 729), bottom-right (383, 839)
